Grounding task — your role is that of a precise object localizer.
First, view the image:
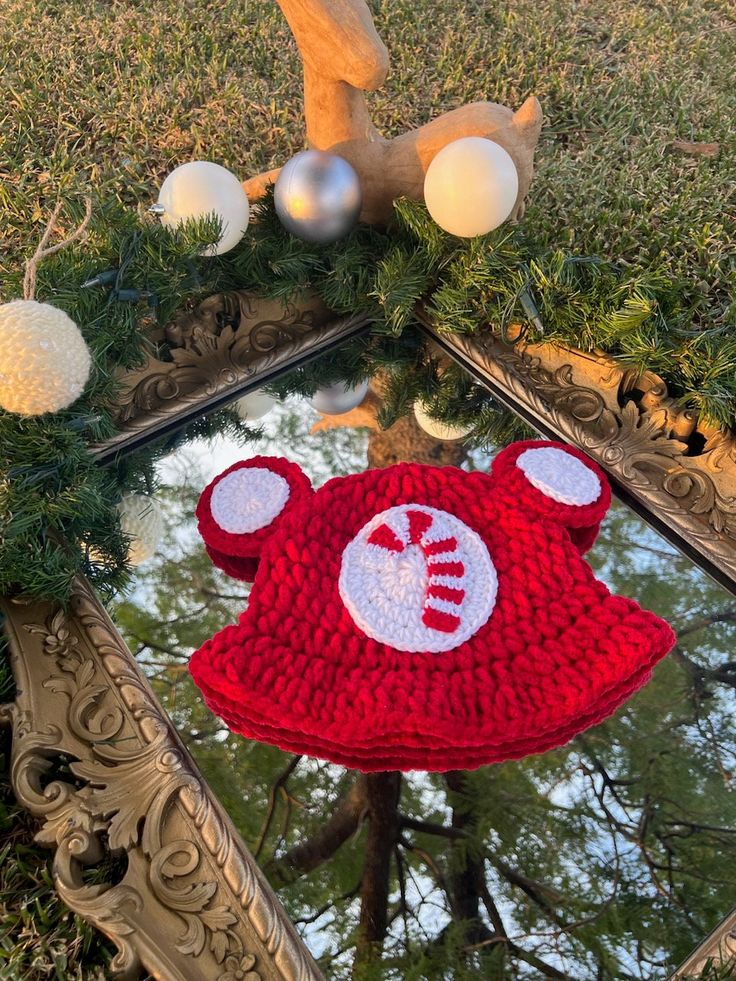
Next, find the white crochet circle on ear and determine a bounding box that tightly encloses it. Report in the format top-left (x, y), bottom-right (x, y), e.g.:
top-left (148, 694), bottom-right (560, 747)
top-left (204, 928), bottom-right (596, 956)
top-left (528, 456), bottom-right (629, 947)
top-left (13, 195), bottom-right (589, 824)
top-left (516, 447), bottom-right (601, 506)
top-left (210, 467), bottom-right (290, 534)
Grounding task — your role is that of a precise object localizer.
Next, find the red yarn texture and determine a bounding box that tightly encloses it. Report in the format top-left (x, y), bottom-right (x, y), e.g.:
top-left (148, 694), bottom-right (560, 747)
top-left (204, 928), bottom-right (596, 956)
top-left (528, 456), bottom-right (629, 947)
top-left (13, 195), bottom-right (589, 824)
top-left (196, 456), bottom-right (313, 581)
top-left (203, 545), bottom-right (260, 583)
top-left (190, 441), bottom-right (675, 772)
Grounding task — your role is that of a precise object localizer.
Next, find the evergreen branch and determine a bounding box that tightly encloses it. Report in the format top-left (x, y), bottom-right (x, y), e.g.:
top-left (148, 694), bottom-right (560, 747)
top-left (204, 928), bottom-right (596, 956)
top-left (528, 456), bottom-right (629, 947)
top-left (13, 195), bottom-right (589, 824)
top-left (2, 192), bottom-right (731, 604)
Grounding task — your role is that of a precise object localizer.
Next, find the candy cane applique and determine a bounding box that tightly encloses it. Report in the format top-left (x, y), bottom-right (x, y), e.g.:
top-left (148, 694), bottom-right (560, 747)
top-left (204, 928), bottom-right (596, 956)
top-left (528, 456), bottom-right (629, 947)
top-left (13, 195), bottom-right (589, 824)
top-left (339, 504), bottom-right (498, 653)
top-left (366, 508), bottom-right (467, 633)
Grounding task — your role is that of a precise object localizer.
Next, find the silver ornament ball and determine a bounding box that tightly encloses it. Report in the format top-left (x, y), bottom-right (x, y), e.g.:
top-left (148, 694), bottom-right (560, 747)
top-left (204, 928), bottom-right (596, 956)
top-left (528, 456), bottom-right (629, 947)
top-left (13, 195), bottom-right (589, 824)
top-left (274, 150), bottom-right (362, 244)
top-left (309, 378), bottom-right (369, 415)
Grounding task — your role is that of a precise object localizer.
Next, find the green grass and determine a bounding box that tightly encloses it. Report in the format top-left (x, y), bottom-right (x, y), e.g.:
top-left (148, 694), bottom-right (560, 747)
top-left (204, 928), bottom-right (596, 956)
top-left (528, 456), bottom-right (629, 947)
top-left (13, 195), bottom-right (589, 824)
top-left (0, 794), bottom-right (112, 981)
top-left (1, 0), bottom-right (733, 321)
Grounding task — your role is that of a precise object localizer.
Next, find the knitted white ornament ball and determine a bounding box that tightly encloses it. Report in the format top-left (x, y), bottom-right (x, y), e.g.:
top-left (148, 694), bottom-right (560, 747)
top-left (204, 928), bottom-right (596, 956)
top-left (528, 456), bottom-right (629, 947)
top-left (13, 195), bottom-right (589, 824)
top-left (413, 401), bottom-right (474, 441)
top-left (233, 389), bottom-right (277, 422)
top-left (118, 494), bottom-right (164, 566)
top-left (0, 300), bottom-right (92, 416)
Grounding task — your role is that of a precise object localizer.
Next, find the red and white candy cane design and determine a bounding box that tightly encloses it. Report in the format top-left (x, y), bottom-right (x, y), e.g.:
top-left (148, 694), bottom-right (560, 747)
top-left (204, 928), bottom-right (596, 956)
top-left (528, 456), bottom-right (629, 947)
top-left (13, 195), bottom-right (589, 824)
top-left (366, 508), bottom-right (467, 633)
top-left (339, 504), bottom-right (497, 654)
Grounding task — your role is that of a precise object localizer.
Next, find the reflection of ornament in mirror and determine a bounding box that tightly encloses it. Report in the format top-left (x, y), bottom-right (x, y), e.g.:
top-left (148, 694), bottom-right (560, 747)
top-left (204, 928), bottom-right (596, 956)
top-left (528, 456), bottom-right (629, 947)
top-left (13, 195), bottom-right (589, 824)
top-left (309, 377), bottom-right (370, 415)
top-left (311, 384), bottom-right (383, 433)
top-left (118, 494), bottom-right (163, 566)
top-left (274, 150), bottom-right (362, 243)
top-left (233, 389), bottom-right (277, 422)
top-left (156, 161), bottom-right (250, 255)
top-left (413, 401), bottom-right (474, 441)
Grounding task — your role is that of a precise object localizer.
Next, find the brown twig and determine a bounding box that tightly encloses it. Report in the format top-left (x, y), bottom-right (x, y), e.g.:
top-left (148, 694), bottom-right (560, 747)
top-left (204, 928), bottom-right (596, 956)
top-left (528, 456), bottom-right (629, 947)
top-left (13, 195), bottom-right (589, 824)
top-left (253, 755), bottom-right (302, 860)
top-left (292, 881), bottom-right (361, 926)
top-left (467, 936), bottom-right (572, 980)
top-left (23, 197), bottom-right (93, 300)
top-left (264, 776), bottom-right (368, 888)
top-left (479, 882), bottom-right (508, 940)
top-left (398, 834), bottom-right (452, 902)
top-left (399, 814), bottom-right (465, 840)
top-left (394, 844), bottom-right (410, 944)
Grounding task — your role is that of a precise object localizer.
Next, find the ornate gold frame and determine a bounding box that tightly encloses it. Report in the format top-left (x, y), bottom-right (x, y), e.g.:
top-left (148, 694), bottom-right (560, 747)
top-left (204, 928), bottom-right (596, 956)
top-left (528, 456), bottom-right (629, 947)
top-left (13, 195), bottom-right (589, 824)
top-left (93, 290), bottom-right (373, 464)
top-left (3, 291), bottom-right (735, 979)
top-left (1, 292), bottom-right (368, 980)
top-left (419, 317), bottom-right (736, 595)
top-left (0, 580), bottom-right (321, 981)
top-left (671, 909), bottom-right (736, 978)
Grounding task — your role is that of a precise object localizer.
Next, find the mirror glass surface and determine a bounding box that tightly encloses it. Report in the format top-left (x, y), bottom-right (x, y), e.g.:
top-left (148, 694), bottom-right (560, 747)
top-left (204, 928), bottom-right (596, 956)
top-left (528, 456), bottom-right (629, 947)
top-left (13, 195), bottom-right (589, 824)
top-left (113, 349), bottom-right (736, 980)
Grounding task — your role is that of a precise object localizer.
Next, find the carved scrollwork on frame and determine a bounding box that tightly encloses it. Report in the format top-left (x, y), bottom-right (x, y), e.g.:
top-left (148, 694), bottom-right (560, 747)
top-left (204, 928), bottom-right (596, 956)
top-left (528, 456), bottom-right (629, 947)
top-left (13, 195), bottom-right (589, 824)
top-left (92, 290), bottom-right (372, 462)
top-left (671, 908), bottom-right (736, 979)
top-left (1, 581), bottom-right (323, 981)
top-left (419, 320), bottom-right (736, 591)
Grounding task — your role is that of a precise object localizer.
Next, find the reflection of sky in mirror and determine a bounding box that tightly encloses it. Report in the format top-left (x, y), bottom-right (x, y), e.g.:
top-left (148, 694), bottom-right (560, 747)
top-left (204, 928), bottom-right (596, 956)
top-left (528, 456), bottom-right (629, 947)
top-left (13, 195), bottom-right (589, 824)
top-left (118, 381), bottom-right (736, 976)
top-left (156, 395), bottom-right (369, 488)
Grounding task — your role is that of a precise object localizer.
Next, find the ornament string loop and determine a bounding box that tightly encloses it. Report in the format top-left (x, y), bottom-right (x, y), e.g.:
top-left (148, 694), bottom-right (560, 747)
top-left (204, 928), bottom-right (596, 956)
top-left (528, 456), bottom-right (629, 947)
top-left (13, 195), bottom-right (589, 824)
top-left (23, 197), bottom-right (94, 301)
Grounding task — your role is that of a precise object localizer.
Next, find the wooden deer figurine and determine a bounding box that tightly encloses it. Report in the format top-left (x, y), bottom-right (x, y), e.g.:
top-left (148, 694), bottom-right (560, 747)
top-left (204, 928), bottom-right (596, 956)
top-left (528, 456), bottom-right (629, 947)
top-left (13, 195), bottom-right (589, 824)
top-left (244, 0), bottom-right (543, 226)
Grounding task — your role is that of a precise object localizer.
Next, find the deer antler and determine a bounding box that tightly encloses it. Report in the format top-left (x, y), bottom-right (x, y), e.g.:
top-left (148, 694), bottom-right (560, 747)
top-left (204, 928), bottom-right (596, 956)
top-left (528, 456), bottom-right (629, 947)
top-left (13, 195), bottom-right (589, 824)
top-left (244, 0), bottom-right (542, 226)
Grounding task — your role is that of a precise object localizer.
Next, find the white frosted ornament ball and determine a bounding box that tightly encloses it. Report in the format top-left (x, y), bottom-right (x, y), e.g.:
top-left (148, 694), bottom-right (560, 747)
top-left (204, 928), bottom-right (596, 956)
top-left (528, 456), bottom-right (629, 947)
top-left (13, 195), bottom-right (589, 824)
top-left (0, 300), bottom-right (92, 415)
top-left (157, 161), bottom-right (250, 255)
top-left (233, 389), bottom-right (277, 422)
top-left (423, 137), bottom-right (519, 238)
top-left (118, 495), bottom-right (163, 566)
top-left (414, 401), bottom-right (474, 441)
top-left (309, 378), bottom-right (369, 415)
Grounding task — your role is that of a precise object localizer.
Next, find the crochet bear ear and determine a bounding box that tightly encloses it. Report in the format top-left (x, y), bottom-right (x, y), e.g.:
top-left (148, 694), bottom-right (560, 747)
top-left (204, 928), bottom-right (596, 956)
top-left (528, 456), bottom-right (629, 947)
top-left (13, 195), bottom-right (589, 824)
top-left (196, 457), bottom-right (313, 581)
top-left (492, 440), bottom-right (611, 553)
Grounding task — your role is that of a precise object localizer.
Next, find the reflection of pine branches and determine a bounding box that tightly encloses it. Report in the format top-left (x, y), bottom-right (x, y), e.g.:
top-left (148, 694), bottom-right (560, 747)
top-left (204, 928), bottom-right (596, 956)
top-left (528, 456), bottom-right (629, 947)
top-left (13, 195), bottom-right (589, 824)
top-left (578, 740), bottom-right (707, 940)
top-left (675, 608), bottom-right (736, 641)
top-left (107, 443), bottom-right (736, 977)
top-left (292, 881), bottom-right (362, 928)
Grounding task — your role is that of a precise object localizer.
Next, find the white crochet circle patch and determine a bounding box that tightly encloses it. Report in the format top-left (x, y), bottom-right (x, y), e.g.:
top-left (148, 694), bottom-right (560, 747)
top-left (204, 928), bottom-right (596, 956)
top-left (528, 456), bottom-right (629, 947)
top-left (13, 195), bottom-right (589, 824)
top-left (339, 504), bottom-right (497, 653)
top-left (210, 467), bottom-right (290, 534)
top-left (516, 447), bottom-right (601, 506)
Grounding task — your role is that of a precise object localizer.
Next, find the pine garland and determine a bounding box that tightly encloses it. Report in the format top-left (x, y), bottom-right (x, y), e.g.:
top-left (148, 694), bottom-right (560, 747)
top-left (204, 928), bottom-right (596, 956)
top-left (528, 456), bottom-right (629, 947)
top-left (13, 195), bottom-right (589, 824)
top-left (0, 202), bottom-right (268, 604)
top-left (1, 189), bottom-right (731, 605)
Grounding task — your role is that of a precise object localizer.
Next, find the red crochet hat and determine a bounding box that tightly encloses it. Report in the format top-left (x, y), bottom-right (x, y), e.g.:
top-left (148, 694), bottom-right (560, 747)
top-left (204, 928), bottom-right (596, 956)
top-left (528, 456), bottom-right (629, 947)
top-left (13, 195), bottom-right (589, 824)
top-left (190, 441), bottom-right (675, 772)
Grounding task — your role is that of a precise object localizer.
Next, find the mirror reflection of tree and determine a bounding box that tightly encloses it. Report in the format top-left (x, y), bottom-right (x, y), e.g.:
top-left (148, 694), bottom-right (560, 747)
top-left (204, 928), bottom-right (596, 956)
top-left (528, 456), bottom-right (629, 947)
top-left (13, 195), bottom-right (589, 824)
top-left (113, 405), bottom-right (736, 980)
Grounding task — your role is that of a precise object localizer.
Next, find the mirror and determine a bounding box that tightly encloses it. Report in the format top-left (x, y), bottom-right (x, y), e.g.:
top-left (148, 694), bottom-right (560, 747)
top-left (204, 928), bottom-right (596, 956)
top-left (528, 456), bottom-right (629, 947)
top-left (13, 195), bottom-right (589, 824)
top-left (109, 341), bottom-right (736, 980)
